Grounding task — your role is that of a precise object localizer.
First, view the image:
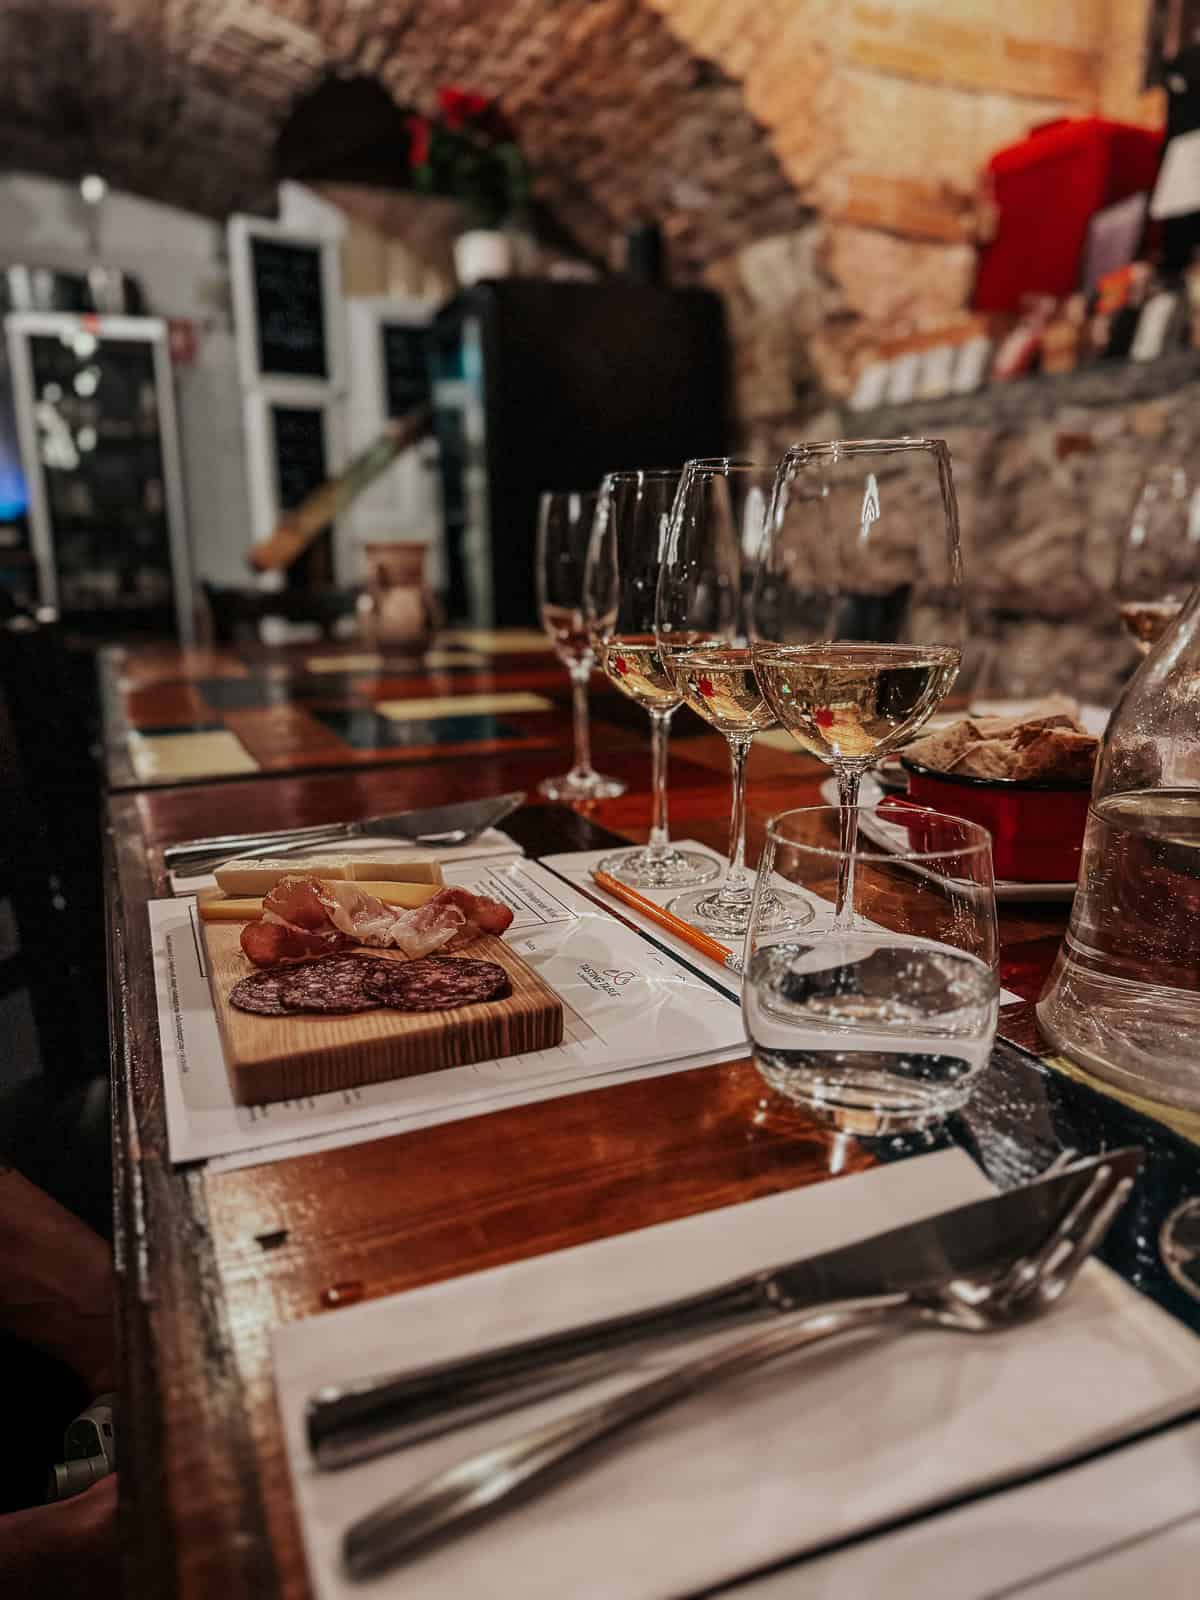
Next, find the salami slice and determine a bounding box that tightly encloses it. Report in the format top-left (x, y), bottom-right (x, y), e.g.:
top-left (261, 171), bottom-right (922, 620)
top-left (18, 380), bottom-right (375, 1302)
top-left (364, 955), bottom-right (511, 1013)
top-left (278, 955), bottom-right (387, 1014)
top-left (229, 967), bottom-right (294, 1015)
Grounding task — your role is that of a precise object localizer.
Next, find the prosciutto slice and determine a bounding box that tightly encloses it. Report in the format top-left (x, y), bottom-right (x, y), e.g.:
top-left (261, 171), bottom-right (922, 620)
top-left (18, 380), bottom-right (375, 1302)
top-left (239, 876), bottom-right (514, 966)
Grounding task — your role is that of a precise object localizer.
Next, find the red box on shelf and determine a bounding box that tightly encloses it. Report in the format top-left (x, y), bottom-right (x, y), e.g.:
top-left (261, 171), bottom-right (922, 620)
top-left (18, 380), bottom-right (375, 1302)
top-left (972, 117), bottom-right (1163, 313)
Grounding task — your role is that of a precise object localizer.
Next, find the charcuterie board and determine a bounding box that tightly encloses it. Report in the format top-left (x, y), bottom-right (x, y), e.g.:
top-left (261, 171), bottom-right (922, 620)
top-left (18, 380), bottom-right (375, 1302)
top-left (200, 919), bottom-right (564, 1105)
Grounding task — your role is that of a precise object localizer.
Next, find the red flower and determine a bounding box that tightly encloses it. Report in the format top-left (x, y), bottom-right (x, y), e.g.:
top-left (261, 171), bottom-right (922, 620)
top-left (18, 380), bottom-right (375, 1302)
top-left (407, 114), bottom-right (431, 168)
top-left (814, 707), bottom-right (835, 728)
top-left (698, 675), bottom-right (714, 698)
top-left (612, 656), bottom-right (627, 676)
top-left (438, 85), bottom-right (491, 131)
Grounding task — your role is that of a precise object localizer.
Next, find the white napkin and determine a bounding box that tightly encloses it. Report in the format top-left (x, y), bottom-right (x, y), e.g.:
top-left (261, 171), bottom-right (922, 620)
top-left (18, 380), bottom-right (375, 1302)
top-left (736, 1416), bottom-right (1200, 1598)
top-left (272, 1150), bottom-right (1200, 1599)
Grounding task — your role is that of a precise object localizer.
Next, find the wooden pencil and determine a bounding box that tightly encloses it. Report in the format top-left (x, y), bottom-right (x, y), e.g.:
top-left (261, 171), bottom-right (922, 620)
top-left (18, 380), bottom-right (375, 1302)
top-left (590, 870), bottom-right (743, 975)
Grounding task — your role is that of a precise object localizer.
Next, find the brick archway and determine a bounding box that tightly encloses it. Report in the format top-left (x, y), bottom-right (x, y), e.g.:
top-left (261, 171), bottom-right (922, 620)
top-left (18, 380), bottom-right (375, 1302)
top-left (0, 0), bottom-right (808, 276)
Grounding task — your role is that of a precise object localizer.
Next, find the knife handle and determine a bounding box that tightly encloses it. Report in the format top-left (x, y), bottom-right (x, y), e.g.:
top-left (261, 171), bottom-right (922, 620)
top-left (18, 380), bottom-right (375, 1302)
top-left (307, 1269), bottom-right (782, 1470)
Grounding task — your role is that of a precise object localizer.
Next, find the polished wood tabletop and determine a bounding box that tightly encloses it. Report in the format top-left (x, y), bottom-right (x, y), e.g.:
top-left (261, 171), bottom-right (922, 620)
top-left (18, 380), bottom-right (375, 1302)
top-left (99, 634), bottom-right (650, 790)
top-left (103, 640), bottom-right (1195, 1598)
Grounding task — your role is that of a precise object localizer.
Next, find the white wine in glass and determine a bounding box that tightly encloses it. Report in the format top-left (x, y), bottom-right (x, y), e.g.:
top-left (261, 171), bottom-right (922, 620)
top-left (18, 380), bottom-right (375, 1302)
top-left (1115, 464), bottom-right (1199, 657)
top-left (584, 470), bottom-right (718, 891)
top-left (752, 641), bottom-right (960, 764)
top-left (671, 645), bottom-right (775, 738)
top-left (751, 437), bottom-right (965, 927)
top-left (598, 634), bottom-right (682, 711)
top-left (535, 491), bottom-right (626, 802)
top-left (656, 459), bottom-right (810, 936)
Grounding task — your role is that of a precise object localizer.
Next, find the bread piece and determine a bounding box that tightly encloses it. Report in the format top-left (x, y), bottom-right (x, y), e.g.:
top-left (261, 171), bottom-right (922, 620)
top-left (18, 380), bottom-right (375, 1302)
top-left (1010, 728), bottom-right (1097, 783)
top-left (950, 739), bottom-right (1019, 779)
top-left (904, 720), bottom-right (982, 771)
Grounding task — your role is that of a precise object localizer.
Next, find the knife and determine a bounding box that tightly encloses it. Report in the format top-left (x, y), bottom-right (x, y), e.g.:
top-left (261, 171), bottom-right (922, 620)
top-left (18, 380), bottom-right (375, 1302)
top-left (163, 792), bottom-right (526, 874)
top-left (306, 1147), bottom-right (1140, 1470)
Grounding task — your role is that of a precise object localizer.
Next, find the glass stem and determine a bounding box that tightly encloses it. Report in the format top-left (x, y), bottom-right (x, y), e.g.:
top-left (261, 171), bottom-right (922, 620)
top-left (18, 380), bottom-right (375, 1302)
top-left (714, 737), bottom-right (752, 908)
top-left (569, 665), bottom-right (593, 778)
top-left (834, 763), bottom-right (862, 927)
top-left (647, 708), bottom-right (673, 862)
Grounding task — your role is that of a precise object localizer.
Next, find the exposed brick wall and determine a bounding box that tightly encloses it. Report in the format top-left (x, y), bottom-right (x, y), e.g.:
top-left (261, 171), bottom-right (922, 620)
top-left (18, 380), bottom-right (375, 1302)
top-left (0, 0), bottom-right (806, 276)
top-left (0, 0), bottom-right (1165, 420)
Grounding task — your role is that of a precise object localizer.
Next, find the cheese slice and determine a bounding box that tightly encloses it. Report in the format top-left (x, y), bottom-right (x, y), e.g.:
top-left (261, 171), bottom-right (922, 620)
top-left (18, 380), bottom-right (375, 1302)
top-left (213, 854), bottom-right (444, 896)
top-left (198, 881), bottom-right (441, 922)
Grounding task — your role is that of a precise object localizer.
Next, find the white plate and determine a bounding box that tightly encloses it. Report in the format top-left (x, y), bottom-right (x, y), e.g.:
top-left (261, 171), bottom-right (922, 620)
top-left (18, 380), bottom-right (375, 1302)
top-left (817, 776), bottom-right (1077, 902)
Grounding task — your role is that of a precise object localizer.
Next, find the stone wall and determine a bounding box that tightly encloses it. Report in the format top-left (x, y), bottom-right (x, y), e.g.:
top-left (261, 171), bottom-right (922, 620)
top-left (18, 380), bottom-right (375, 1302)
top-left (676, 0), bottom-right (1165, 420)
top-left (750, 357), bottom-right (1200, 707)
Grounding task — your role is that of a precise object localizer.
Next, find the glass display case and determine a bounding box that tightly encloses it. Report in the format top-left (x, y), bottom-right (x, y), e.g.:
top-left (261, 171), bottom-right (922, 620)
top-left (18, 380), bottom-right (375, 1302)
top-left (4, 312), bottom-right (192, 639)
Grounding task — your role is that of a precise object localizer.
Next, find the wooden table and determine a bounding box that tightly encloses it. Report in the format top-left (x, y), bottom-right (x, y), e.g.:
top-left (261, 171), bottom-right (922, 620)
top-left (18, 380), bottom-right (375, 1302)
top-left (99, 635), bottom-right (651, 790)
top-left (104, 660), bottom-right (1199, 1598)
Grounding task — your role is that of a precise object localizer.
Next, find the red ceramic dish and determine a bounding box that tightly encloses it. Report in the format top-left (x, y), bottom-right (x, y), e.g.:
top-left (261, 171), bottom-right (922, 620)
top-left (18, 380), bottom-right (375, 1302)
top-left (898, 757), bottom-right (1091, 882)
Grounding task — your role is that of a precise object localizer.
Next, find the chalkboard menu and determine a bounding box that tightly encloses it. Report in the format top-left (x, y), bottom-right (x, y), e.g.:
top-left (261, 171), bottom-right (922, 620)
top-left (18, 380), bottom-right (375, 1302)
top-left (381, 322), bottom-right (430, 417)
top-left (271, 404), bottom-right (332, 586)
top-left (251, 237), bottom-right (329, 381)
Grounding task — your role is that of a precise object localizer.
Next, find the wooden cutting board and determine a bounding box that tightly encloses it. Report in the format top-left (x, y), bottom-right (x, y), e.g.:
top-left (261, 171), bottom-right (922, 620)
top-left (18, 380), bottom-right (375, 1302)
top-left (200, 920), bottom-right (564, 1106)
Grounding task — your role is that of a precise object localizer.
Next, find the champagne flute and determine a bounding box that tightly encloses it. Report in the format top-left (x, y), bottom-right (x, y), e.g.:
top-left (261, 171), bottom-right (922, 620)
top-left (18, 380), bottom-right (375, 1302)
top-left (584, 469), bottom-right (719, 890)
top-left (535, 490), bottom-right (627, 802)
top-left (750, 437), bottom-right (964, 926)
top-left (656, 458), bottom-right (812, 935)
top-left (1115, 463), bottom-right (1200, 655)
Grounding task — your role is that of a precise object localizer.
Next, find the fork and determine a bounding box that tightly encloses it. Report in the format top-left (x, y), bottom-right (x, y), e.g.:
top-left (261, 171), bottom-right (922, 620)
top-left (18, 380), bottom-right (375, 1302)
top-left (342, 1157), bottom-right (1133, 1579)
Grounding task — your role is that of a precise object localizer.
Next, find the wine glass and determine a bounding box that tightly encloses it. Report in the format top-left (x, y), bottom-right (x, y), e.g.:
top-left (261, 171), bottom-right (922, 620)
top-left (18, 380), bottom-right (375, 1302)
top-left (750, 437), bottom-right (965, 926)
top-left (655, 458), bottom-right (812, 935)
top-left (1115, 463), bottom-right (1200, 655)
top-left (583, 469), bottom-right (719, 890)
top-left (535, 490), bottom-right (627, 802)
top-left (743, 804), bottom-right (998, 1134)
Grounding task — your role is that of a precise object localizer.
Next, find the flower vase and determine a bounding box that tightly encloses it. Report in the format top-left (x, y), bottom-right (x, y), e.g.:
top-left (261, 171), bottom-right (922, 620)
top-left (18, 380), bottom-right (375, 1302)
top-left (453, 229), bottom-right (514, 287)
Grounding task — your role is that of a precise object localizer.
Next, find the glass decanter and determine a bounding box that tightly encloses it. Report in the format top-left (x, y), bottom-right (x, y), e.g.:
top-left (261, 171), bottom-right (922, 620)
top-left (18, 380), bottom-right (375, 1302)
top-left (1037, 579), bottom-right (1200, 1108)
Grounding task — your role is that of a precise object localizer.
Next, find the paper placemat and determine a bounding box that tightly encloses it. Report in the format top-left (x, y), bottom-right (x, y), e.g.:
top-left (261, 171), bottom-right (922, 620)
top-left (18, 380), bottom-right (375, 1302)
top-left (272, 1148), bottom-right (1200, 1600)
top-left (151, 858), bottom-right (747, 1168)
top-left (375, 692), bottom-right (553, 720)
top-left (733, 1416), bottom-right (1200, 1597)
top-left (541, 843), bottom-right (1022, 1006)
top-left (129, 727), bottom-right (259, 782)
top-left (169, 828), bottom-right (523, 896)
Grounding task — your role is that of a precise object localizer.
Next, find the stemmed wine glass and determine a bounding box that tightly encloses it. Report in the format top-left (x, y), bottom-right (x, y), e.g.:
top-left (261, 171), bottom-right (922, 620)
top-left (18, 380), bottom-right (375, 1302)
top-left (1115, 463), bottom-right (1200, 655)
top-left (535, 490), bottom-right (627, 802)
top-left (750, 437), bottom-right (965, 926)
top-left (655, 458), bottom-right (812, 935)
top-left (583, 469), bottom-right (719, 890)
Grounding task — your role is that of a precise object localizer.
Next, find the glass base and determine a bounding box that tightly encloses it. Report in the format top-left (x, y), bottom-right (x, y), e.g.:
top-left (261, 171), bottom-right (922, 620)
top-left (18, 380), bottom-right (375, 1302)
top-left (597, 846), bottom-right (720, 890)
top-left (754, 1058), bottom-right (974, 1136)
top-left (668, 884), bottom-right (813, 939)
top-left (1160, 1199), bottom-right (1200, 1302)
top-left (537, 768), bottom-right (627, 802)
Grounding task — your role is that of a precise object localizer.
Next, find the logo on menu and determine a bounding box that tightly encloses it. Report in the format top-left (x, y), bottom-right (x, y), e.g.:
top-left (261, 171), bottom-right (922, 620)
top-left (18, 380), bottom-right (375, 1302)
top-left (578, 961), bottom-right (638, 997)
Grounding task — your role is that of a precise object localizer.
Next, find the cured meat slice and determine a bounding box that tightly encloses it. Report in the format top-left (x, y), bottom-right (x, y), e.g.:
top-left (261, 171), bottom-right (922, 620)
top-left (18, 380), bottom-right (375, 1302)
top-left (406, 888), bottom-right (514, 951)
top-left (278, 955), bottom-right (387, 1014)
top-left (240, 917), bottom-right (350, 967)
top-left (245, 876), bottom-right (516, 965)
top-left (364, 955), bottom-right (511, 1013)
top-left (228, 967), bottom-right (294, 1015)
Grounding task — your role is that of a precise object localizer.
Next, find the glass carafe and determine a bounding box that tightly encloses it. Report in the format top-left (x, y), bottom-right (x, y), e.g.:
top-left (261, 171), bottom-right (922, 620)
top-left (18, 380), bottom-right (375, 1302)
top-left (1037, 579), bottom-right (1200, 1108)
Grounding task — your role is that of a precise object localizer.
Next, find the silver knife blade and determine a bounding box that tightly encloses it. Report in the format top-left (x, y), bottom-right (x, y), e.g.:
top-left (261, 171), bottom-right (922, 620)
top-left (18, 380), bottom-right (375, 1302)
top-left (352, 792), bottom-right (526, 842)
top-left (306, 1147), bottom-right (1141, 1469)
top-left (164, 792), bottom-right (526, 873)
